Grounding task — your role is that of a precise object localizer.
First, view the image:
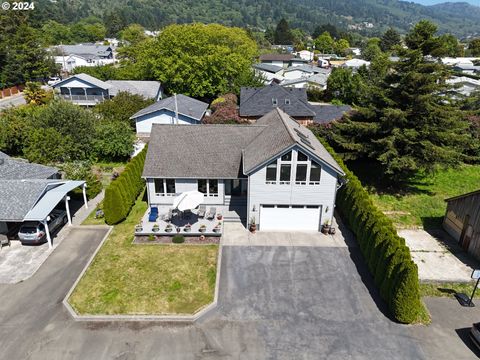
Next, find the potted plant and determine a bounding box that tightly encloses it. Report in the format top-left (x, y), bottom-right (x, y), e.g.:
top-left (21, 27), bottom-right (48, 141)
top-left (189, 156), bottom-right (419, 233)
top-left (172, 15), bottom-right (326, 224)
top-left (249, 216), bottom-right (256, 233)
top-left (321, 219), bottom-right (331, 234)
top-left (213, 222), bottom-right (222, 233)
top-left (135, 223), bottom-right (143, 233)
top-left (199, 235), bottom-right (206, 241)
top-left (184, 223), bottom-right (192, 232)
top-left (199, 224), bottom-right (207, 233)
top-left (217, 213), bottom-right (223, 220)
top-left (152, 224), bottom-right (160, 232)
top-left (165, 224), bottom-right (173, 233)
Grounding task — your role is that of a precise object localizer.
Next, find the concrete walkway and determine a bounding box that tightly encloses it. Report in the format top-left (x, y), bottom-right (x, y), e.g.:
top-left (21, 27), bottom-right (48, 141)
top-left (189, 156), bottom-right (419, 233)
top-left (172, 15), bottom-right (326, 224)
top-left (399, 229), bottom-right (475, 283)
top-left (222, 215), bottom-right (356, 247)
top-left (0, 191), bottom-right (104, 284)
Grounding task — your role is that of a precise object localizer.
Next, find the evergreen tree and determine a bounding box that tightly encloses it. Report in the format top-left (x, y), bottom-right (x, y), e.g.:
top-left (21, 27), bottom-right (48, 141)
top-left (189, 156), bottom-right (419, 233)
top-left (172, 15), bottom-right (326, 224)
top-left (331, 47), bottom-right (471, 182)
top-left (380, 28), bottom-right (401, 52)
top-left (274, 18), bottom-right (294, 45)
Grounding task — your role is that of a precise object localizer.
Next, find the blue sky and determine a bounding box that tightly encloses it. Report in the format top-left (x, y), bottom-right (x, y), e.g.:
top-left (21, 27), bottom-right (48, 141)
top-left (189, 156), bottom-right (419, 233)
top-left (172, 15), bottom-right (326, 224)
top-left (410, 0), bottom-right (479, 5)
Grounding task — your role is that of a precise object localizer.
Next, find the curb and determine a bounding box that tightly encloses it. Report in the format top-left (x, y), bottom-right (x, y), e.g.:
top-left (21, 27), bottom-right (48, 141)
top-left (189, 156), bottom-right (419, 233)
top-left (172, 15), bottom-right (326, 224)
top-left (62, 228), bottom-right (223, 323)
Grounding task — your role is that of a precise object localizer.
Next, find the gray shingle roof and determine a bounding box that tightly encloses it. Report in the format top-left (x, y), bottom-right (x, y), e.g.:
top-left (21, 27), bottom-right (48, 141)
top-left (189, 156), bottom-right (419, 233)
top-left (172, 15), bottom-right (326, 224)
top-left (243, 108), bottom-right (344, 175)
top-left (240, 83), bottom-right (315, 118)
top-left (130, 94), bottom-right (208, 121)
top-left (281, 73), bottom-right (330, 87)
top-left (106, 80), bottom-right (162, 99)
top-left (142, 124), bottom-right (265, 179)
top-left (53, 73), bottom-right (112, 90)
top-left (253, 63), bottom-right (283, 74)
top-left (142, 109), bottom-right (344, 180)
top-left (311, 105), bottom-right (352, 124)
top-left (284, 65), bottom-right (328, 74)
top-left (259, 54), bottom-right (294, 62)
top-left (0, 159), bottom-right (58, 180)
top-left (0, 180), bottom-right (55, 221)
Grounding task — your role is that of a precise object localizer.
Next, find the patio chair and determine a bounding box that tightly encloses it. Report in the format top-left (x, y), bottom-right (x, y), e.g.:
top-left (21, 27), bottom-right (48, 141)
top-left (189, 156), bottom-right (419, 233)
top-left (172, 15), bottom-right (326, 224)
top-left (197, 205), bottom-right (206, 218)
top-left (163, 208), bottom-right (173, 222)
top-left (148, 207), bottom-right (159, 222)
top-left (206, 207), bottom-right (217, 220)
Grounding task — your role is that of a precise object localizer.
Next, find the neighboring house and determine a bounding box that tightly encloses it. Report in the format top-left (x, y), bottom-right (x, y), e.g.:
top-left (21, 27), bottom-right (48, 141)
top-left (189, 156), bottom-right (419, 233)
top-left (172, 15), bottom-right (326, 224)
top-left (446, 76), bottom-right (480, 98)
top-left (0, 155), bottom-right (87, 247)
top-left (317, 58), bottom-right (331, 68)
top-left (453, 64), bottom-right (480, 75)
top-left (295, 50), bottom-right (315, 61)
top-left (443, 190), bottom-right (480, 261)
top-left (142, 108), bottom-right (345, 232)
top-left (259, 54), bottom-right (308, 68)
top-left (309, 104), bottom-right (352, 124)
top-left (53, 74), bottom-right (163, 106)
top-left (348, 48), bottom-right (361, 56)
top-left (282, 65), bottom-right (329, 80)
top-left (253, 63), bottom-right (284, 84)
top-left (52, 44), bottom-right (115, 72)
top-left (240, 83), bottom-right (316, 124)
top-left (281, 73), bottom-right (330, 91)
top-left (342, 59), bottom-right (370, 69)
top-left (105, 80), bottom-right (163, 101)
top-left (130, 94), bottom-right (209, 137)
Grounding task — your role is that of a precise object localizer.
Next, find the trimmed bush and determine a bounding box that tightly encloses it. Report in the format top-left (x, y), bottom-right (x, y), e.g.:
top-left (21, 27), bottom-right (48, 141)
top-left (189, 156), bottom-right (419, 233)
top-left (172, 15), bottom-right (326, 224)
top-left (172, 235), bottom-right (185, 244)
top-left (314, 135), bottom-right (423, 324)
top-left (103, 146), bottom-right (148, 225)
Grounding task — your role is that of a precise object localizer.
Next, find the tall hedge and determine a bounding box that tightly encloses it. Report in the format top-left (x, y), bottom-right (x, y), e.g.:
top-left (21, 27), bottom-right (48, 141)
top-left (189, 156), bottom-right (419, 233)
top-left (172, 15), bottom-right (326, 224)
top-left (317, 137), bottom-right (423, 324)
top-left (103, 146), bottom-right (148, 225)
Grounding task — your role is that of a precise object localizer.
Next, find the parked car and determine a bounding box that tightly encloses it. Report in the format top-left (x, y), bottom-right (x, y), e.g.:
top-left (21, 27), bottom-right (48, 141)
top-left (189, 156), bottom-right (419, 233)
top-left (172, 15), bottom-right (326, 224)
top-left (47, 77), bottom-right (61, 86)
top-left (18, 209), bottom-right (67, 244)
top-left (470, 322), bottom-right (480, 349)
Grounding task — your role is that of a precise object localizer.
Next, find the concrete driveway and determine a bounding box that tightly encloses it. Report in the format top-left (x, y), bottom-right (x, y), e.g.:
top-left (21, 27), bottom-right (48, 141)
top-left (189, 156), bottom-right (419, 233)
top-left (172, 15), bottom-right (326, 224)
top-left (0, 223), bottom-right (427, 359)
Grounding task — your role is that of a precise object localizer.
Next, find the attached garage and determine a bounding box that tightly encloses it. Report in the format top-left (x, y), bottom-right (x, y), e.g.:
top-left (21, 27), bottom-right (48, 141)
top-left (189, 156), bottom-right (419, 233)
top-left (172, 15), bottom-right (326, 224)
top-left (259, 205), bottom-right (322, 231)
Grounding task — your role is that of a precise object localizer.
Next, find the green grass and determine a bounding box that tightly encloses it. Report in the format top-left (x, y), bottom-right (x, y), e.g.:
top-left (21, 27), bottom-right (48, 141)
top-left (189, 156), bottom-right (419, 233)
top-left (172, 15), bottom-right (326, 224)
top-left (420, 282), bottom-right (479, 299)
top-left (82, 201), bottom-right (106, 226)
top-left (70, 194), bottom-right (219, 315)
top-left (367, 165), bottom-right (480, 229)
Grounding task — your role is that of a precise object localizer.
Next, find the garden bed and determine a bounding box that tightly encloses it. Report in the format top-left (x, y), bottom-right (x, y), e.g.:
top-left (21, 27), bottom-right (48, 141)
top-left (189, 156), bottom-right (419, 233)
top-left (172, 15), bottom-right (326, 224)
top-left (134, 235), bottom-right (220, 245)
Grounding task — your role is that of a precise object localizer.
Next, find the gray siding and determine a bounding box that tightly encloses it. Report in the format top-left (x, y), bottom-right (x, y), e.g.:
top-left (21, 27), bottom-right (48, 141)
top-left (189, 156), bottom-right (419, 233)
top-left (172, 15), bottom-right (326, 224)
top-left (147, 178), bottom-right (225, 206)
top-left (247, 147), bottom-right (339, 229)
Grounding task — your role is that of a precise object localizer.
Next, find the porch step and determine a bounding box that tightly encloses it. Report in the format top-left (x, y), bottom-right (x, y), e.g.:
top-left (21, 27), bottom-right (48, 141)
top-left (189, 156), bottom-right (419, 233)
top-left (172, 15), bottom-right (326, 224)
top-left (223, 216), bottom-right (246, 223)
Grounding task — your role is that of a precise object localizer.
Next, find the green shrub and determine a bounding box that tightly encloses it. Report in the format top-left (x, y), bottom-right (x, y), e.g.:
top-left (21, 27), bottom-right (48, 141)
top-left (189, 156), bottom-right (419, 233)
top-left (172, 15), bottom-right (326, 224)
top-left (172, 235), bottom-right (185, 244)
top-left (103, 146), bottom-right (147, 225)
top-left (314, 136), bottom-right (423, 323)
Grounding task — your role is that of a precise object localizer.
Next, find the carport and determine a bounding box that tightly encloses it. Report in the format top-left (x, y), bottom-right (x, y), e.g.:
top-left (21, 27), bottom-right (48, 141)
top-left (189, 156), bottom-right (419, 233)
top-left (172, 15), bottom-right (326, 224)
top-left (22, 181), bottom-right (88, 248)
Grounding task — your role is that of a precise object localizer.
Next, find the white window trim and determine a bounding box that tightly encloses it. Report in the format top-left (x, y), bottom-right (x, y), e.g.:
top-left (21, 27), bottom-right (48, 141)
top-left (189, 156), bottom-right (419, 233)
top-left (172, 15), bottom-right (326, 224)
top-left (154, 179), bottom-right (176, 197)
top-left (265, 149), bottom-right (322, 186)
top-left (198, 179), bottom-right (219, 197)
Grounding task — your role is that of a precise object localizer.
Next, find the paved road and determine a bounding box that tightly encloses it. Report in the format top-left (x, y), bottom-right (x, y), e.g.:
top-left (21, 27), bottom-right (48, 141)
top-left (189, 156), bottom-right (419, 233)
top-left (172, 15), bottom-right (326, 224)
top-left (0, 225), bottom-right (427, 359)
top-left (0, 93), bottom-right (25, 109)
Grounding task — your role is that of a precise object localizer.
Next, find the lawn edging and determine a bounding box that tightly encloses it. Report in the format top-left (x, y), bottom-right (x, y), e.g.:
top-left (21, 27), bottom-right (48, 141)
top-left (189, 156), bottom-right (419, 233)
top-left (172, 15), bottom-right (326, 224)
top-left (62, 226), bottom-right (223, 322)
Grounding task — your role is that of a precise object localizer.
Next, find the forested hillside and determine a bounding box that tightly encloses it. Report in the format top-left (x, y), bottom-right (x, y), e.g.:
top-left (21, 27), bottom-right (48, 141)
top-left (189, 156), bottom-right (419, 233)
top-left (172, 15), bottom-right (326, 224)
top-left (29, 0), bottom-right (480, 37)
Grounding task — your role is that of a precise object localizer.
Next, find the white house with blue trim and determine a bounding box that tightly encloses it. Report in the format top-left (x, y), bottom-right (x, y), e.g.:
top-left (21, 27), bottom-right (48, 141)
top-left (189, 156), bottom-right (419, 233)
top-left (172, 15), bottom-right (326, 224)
top-left (130, 94), bottom-right (209, 137)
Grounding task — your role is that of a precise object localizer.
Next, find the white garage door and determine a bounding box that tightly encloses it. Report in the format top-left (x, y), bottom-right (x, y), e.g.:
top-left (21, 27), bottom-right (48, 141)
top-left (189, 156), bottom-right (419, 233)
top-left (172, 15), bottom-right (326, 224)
top-left (260, 205), bottom-right (322, 232)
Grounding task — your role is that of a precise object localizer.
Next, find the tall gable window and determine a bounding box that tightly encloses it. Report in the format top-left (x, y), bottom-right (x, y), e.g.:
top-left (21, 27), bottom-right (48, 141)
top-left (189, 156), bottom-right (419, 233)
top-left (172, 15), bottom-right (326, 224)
top-left (280, 164), bottom-right (291, 183)
top-left (309, 161), bottom-right (321, 184)
top-left (266, 161), bottom-right (277, 183)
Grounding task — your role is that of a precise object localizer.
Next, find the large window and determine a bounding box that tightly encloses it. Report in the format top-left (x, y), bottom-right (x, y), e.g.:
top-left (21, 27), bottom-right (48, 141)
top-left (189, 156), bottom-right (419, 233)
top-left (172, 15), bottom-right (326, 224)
top-left (266, 161), bottom-right (277, 183)
top-left (309, 161), bottom-right (321, 184)
top-left (198, 179), bottom-right (218, 197)
top-left (154, 179), bottom-right (176, 196)
top-left (280, 164), bottom-right (291, 183)
top-left (295, 164), bottom-right (307, 183)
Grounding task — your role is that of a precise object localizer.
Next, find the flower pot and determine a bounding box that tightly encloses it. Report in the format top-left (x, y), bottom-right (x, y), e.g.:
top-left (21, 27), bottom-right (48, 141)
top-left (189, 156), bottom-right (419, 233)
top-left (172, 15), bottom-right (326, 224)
top-left (249, 224), bottom-right (256, 233)
top-left (199, 235), bottom-right (206, 241)
top-left (217, 214), bottom-right (223, 220)
top-left (165, 227), bottom-right (173, 233)
top-left (184, 227), bottom-right (191, 232)
top-left (152, 227), bottom-right (159, 233)
top-left (199, 227), bottom-right (206, 233)
top-left (328, 227), bottom-right (336, 235)
top-left (135, 226), bottom-right (143, 233)
top-left (213, 227), bottom-right (221, 233)
top-left (321, 224), bottom-right (331, 234)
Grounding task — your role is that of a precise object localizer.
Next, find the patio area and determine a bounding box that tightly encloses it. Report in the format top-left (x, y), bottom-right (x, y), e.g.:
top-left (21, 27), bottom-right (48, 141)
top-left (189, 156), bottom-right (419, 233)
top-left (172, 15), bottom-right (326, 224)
top-left (135, 206), bottom-right (225, 237)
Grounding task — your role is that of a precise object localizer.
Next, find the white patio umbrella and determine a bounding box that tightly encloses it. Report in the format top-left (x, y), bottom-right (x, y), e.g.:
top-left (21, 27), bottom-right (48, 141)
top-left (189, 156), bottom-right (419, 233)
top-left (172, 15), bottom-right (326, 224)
top-left (173, 191), bottom-right (204, 212)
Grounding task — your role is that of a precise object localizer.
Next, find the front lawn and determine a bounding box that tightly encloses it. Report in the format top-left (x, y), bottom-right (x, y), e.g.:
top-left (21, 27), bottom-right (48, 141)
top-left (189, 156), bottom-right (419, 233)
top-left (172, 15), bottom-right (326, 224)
top-left (70, 193), bottom-right (218, 315)
top-left (364, 165), bottom-right (480, 229)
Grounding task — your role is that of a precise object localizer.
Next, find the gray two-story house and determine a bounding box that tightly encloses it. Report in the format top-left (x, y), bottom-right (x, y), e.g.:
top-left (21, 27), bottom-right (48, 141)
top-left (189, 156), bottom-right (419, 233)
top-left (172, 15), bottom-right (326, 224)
top-left (142, 108), bottom-right (345, 232)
